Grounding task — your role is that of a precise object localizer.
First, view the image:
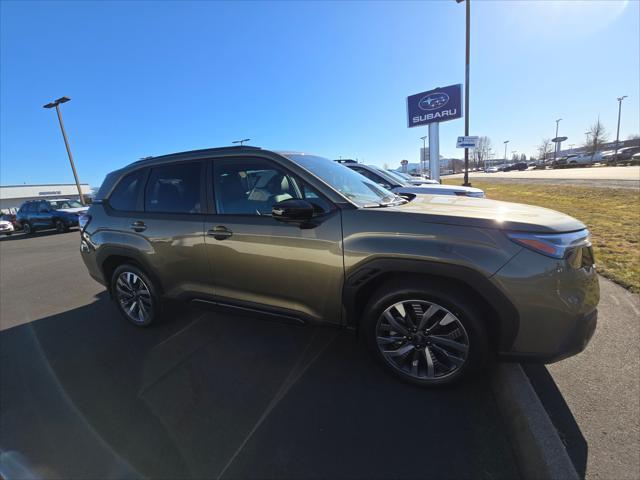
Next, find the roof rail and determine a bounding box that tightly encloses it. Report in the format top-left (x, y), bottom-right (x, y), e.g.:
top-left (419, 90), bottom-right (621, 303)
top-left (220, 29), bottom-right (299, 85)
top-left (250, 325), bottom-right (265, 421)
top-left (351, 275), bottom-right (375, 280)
top-left (334, 159), bottom-right (357, 164)
top-left (130, 145), bottom-right (263, 164)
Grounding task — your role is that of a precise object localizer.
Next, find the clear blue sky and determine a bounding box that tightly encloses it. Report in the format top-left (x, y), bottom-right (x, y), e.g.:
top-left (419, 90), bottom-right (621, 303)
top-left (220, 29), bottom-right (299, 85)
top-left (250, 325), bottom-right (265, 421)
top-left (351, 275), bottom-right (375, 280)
top-left (1, 0), bottom-right (638, 187)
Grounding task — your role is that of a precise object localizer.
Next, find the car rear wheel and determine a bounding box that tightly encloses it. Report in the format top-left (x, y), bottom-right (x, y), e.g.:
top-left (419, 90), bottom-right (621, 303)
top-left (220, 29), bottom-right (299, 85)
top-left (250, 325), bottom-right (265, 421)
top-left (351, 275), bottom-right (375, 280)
top-left (363, 281), bottom-right (489, 387)
top-left (111, 263), bottom-right (161, 327)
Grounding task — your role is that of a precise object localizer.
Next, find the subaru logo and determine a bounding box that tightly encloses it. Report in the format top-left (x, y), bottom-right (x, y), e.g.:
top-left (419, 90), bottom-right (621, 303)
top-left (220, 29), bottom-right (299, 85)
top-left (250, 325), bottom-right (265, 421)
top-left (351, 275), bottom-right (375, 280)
top-left (418, 92), bottom-right (449, 111)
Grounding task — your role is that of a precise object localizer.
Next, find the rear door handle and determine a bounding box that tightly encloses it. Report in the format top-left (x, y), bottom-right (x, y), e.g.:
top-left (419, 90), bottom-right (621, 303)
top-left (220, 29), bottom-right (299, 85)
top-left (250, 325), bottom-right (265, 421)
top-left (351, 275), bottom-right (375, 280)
top-left (130, 221), bottom-right (147, 232)
top-left (207, 225), bottom-right (232, 240)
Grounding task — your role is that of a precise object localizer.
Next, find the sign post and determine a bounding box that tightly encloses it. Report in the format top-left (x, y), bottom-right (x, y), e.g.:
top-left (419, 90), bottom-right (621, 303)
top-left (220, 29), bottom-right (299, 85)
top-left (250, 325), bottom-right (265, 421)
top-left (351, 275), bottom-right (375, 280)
top-left (428, 123), bottom-right (440, 182)
top-left (551, 136), bottom-right (568, 159)
top-left (407, 84), bottom-right (462, 183)
top-left (457, 136), bottom-right (479, 149)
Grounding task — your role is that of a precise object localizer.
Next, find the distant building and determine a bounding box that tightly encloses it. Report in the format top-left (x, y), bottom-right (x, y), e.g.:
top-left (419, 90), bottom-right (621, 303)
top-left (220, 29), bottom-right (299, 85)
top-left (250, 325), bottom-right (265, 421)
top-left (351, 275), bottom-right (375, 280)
top-left (0, 183), bottom-right (92, 213)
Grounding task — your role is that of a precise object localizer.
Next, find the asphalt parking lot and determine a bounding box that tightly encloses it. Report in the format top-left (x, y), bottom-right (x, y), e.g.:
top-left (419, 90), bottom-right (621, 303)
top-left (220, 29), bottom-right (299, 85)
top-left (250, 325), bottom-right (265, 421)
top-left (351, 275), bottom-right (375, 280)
top-left (0, 231), bottom-right (521, 479)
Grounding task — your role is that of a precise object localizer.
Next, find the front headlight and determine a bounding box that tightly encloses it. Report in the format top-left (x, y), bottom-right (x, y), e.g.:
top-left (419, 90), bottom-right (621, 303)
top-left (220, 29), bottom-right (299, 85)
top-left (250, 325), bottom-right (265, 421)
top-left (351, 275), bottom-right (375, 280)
top-left (506, 229), bottom-right (591, 259)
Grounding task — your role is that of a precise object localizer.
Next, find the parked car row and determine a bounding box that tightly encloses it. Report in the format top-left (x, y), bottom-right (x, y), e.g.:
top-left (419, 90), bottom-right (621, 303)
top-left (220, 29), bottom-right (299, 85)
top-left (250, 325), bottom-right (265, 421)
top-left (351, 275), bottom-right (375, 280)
top-left (10, 199), bottom-right (89, 236)
top-left (335, 160), bottom-right (486, 198)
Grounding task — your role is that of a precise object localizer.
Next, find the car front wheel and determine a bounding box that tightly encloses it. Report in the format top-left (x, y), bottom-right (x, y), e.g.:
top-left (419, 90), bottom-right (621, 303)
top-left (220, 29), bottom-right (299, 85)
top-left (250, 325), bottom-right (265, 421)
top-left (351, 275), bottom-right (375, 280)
top-left (363, 281), bottom-right (489, 387)
top-left (110, 263), bottom-right (161, 327)
top-left (22, 222), bottom-right (32, 235)
top-left (54, 219), bottom-right (68, 233)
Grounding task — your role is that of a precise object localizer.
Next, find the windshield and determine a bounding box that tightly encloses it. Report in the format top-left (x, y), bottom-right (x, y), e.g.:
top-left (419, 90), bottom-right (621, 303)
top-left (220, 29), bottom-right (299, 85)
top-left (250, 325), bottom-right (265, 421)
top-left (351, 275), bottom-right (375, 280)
top-left (384, 169), bottom-right (413, 184)
top-left (283, 154), bottom-right (399, 207)
top-left (49, 200), bottom-right (83, 209)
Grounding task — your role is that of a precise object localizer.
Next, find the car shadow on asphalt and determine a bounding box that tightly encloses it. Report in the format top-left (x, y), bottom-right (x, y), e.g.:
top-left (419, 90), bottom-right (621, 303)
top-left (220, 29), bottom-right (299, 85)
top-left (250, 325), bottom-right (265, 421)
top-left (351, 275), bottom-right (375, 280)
top-left (2, 293), bottom-right (521, 479)
top-left (523, 364), bottom-right (588, 479)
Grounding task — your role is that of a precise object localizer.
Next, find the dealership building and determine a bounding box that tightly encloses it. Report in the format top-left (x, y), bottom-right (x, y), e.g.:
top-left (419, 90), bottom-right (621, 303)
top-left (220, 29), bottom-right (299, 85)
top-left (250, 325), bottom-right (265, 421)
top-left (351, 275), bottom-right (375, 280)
top-left (0, 183), bottom-right (92, 213)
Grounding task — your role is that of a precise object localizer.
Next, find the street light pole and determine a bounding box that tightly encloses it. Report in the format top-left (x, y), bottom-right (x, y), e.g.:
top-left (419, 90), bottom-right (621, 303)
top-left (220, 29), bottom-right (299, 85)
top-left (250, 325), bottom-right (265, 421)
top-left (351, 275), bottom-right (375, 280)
top-left (43, 97), bottom-right (85, 205)
top-left (455, 0), bottom-right (471, 184)
top-left (614, 95), bottom-right (628, 162)
top-left (463, 0), bottom-right (471, 186)
top-left (553, 118), bottom-right (562, 163)
top-left (503, 140), bottom-right (509, 167)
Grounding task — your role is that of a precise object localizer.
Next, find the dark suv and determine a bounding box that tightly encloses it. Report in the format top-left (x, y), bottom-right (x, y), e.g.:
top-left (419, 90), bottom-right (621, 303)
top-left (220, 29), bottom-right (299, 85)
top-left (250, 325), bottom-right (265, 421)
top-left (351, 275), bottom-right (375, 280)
top-left (80, 146), bottom-right (599, 386)
top-left (17, 199), bottom-right (88, 234)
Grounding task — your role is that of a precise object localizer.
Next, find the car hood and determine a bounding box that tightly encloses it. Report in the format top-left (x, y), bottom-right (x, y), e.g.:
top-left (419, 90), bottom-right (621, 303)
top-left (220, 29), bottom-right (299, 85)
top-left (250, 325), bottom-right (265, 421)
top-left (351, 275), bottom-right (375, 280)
top-left (391, 195), bottom-right (585, 233)
top-left (56, 207), bottom-right (88, 214)
top-left (395, 184), bottom-right (484, 195)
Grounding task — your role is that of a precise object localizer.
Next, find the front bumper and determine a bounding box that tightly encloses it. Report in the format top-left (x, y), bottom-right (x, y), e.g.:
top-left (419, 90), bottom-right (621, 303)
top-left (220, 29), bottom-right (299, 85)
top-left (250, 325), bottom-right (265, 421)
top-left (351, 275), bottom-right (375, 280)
top-left (499, 309), bottom-right (597, 363)
top-left (491, 246), bottom-right (600, 363)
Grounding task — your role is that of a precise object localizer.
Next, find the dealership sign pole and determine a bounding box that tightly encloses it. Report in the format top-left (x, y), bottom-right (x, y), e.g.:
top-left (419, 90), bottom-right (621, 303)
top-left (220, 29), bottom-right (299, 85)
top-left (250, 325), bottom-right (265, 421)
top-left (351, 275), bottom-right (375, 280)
top-left (407, 84), bottom-right (462, 183)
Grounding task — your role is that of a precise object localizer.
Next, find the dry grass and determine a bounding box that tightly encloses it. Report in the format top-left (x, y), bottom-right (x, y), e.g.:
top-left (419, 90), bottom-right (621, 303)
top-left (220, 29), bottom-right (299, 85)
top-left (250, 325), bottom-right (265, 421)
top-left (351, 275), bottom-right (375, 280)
top-left (444, 180), bottom-right (640, 292)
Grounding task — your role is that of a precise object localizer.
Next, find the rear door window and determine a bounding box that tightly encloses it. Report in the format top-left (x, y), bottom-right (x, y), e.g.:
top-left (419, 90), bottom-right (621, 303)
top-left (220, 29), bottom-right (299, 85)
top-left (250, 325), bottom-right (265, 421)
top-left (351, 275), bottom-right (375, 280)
top-left (109, 169), bottom-right (145, 211)
top-left (144, 163), bottom-right (202, 214)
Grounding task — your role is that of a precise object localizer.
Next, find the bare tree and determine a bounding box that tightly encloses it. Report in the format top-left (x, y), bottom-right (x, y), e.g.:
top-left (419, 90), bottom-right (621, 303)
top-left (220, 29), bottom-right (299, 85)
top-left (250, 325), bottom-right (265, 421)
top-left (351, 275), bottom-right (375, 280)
top-left (585, 117), bottom-right (609, 159)
top-left (473, 136), bottom-right (492, 169)
top-left (520, 153), bottom-right (527, 162)
top-left (538, 138), bottom-right (552, 163)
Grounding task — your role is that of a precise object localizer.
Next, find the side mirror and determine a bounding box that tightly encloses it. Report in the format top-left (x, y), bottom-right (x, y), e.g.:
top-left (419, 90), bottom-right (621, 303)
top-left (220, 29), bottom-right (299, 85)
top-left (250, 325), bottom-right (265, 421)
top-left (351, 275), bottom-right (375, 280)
top-left (272, 199), bottom-right (314, 223)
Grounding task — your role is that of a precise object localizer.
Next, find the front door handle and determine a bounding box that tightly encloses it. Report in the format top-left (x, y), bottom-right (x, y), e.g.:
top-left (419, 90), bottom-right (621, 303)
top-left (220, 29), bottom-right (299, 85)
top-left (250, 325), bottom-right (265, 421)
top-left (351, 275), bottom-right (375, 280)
top-left (208, 225), bottom-right (233, 240)
top-left (130, 221), bottom-right (147, 232)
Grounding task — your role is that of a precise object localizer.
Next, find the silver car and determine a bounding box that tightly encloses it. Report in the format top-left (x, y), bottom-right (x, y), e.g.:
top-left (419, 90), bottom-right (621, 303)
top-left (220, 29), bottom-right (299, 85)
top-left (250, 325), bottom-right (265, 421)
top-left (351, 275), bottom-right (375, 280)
top-left (339, 161), bottom-right (485, 198)
top-left (390, 171), bottom-right (439, 185)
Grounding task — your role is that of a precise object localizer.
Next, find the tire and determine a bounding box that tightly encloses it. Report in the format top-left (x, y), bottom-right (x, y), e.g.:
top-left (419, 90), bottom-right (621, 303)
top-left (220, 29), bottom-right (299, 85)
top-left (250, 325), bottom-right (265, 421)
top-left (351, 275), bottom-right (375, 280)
top-left (362, 279), bottom-right (489, 387)
top-left (110, 263), bottom-right (161, 327)
top-left (54, 219), bottom-right (68, 233)
top-left (22, 222), bottom-right (33, 235)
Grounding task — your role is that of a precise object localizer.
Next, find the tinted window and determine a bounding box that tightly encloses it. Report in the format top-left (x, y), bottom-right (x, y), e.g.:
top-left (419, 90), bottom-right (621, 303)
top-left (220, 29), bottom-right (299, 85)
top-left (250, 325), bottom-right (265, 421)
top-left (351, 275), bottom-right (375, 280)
top-left (145, 163), bottom-right (201, 214)
top-left (109, 169), bottom-right (145, 211)
top-left (213, 158), bottom-right (329, 215)
top-left (351, 167), bottom-right (393, 190)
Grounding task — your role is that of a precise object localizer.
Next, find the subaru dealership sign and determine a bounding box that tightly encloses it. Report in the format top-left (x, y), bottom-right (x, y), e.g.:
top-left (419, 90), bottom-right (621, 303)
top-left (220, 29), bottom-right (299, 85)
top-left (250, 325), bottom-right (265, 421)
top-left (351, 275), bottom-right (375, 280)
top-left (407, 84), bottom-right (462, 128)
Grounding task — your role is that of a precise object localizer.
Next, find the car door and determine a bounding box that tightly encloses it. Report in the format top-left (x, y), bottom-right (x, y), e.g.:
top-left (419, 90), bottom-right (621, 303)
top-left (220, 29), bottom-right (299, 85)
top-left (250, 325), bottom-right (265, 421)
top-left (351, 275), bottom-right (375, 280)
top-left (203, 156), bottom-right (344, 325)
top-left (106, 162), bottom-right (211, 299)
top-left (35, 201), bottom-right (54, 227)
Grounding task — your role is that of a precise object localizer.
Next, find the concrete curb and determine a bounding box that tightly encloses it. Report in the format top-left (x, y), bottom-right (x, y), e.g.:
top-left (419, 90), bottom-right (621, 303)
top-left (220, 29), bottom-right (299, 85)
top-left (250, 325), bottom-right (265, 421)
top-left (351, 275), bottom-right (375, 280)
top-left (491, 363), bottom-right (579, 480)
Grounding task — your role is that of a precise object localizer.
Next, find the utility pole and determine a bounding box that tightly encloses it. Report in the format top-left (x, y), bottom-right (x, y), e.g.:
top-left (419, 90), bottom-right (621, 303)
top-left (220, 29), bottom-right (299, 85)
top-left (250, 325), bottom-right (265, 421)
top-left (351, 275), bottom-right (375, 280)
top-left (614, 95), bottom-right (628, 162)
top-left (43, 97), bottom-right (85, 205)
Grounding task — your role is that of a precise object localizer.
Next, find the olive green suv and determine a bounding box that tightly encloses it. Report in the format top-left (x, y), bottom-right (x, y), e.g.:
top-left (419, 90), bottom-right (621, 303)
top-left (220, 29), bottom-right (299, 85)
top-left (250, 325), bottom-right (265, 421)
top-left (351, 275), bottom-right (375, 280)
top-left (80, 146), bottom-right (599, 386)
